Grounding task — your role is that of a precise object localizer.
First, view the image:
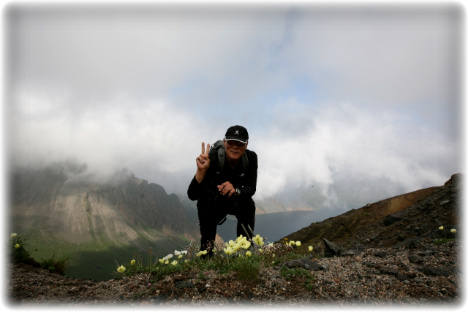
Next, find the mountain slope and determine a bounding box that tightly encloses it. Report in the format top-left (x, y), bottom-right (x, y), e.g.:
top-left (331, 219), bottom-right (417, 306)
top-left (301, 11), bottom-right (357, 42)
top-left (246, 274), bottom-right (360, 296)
top-left (10, 163), bottom-right (200, 280)
top-left (283, 174), bottom-right (460, 251)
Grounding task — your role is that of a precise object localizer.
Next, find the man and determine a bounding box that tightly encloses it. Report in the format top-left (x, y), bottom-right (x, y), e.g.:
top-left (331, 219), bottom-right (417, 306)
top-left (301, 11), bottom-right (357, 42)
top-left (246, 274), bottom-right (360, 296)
top-left (187, 125), bottom-right (258, 256)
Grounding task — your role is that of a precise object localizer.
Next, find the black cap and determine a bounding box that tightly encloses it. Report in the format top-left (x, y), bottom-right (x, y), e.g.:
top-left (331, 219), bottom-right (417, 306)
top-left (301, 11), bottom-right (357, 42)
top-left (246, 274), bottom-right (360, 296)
top-left (225, 125), bottom-right (249, 143)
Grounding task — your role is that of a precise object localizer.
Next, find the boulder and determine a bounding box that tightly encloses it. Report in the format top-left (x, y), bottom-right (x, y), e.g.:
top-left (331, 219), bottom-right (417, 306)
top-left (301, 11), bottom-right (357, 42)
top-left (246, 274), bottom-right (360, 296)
top-left (323, 238), bottom-right (342, 257)
top-left (281, 258), bottom-right (325, 271)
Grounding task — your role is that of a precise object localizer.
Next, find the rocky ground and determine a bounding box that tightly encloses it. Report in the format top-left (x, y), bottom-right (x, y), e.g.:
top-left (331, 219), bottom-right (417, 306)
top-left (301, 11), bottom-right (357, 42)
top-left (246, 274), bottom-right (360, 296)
top-left (7, 238), bottom-right (460, 307)
top-left (6, 174), bottom-right (463, 307)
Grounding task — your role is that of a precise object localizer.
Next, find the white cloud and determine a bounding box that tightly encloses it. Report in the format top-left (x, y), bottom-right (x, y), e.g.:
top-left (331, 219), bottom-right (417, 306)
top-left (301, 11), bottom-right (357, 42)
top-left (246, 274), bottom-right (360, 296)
top-left (6, 4), bottom-right (463, 208)
top-left (254, 101), bottom-right (459, 207)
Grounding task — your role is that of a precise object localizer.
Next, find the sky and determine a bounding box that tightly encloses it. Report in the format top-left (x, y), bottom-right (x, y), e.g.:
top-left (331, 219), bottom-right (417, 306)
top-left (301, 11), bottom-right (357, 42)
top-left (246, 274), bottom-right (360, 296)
top-left (3, 1), bottom-right (465, 211)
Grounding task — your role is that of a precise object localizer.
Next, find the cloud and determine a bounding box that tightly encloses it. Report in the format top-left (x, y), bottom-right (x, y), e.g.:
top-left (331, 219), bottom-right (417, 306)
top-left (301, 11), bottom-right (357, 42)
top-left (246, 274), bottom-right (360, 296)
top-left (255, 101), bottom-right (460, 207)
top-left (6, 4), bottom-right (463, 210)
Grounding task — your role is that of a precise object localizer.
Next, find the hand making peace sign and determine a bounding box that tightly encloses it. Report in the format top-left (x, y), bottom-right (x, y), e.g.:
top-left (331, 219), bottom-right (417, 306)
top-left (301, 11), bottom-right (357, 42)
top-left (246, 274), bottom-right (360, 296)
top-left (195, 142), bottom-right (210, 183)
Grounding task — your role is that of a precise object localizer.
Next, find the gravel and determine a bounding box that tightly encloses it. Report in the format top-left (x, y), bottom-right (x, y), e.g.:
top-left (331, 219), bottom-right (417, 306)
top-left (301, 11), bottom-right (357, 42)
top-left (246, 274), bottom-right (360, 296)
top-left (7, 239), bottom-right (460, 307)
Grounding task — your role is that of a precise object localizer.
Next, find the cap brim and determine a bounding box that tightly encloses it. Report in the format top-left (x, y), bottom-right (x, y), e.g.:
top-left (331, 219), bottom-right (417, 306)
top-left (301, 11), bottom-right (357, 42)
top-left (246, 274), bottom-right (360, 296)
top-left (225, 137), bottom-right (248, 143)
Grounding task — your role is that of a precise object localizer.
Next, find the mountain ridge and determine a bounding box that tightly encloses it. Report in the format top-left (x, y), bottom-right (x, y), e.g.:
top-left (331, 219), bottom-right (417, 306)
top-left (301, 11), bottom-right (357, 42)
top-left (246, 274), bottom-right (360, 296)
top-left (10, 163), bottom-right (200, 280)
top-left (283, 173), bottom-right (460, 252)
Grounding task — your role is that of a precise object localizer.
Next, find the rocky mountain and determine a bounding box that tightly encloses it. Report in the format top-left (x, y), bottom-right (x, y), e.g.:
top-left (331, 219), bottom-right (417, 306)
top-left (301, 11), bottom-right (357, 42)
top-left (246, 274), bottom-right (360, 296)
top-left (10, 163), bottom-right (200, 280)
top-left (9, 174), bottom-right (461, 304)
top-left (283, 173), bottom-right (460, 252)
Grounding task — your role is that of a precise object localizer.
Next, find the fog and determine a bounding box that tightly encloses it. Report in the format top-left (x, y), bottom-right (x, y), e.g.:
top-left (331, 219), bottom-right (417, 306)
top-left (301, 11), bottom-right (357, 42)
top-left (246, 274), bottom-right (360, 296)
top-left (5, 3), bottom-right (463, 210)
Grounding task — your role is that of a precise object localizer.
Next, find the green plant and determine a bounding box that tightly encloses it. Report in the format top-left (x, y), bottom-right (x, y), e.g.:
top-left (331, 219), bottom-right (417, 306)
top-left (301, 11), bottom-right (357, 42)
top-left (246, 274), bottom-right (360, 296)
top-left (10, 233), bottom-right (70, 275)
top-left (10, 233), bottom-right (31, 264)
top-left (116, 233), bottom-right (318, 287)
top-left (230, 256), bottom-right (261, 281)
top-left (434, 238), bottom-right (454, 245)
top-left (281, 266), bottom-right (310, 280)
top-left (40, 254), bottom-right (70, 275)
top-left (281, 266), bottom-right (315, 291)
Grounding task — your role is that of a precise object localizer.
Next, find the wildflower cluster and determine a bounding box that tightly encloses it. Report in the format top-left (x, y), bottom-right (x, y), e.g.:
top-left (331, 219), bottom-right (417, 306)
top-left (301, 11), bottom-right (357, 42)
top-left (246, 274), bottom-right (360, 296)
top-left (435, 225), bottom-right (458, 245)
top-left (438, 225), bottom-right (457, 234)
top-left (158, 249), bottom-right (189, 266)
top-left (224, 235), bottom-right (251, 256)
top-left (10, 233), bottom-right (30, 263)
top-left (9, 233), bottom-right (70, 275)
top-left (115, 233), bottom-right (317, 285)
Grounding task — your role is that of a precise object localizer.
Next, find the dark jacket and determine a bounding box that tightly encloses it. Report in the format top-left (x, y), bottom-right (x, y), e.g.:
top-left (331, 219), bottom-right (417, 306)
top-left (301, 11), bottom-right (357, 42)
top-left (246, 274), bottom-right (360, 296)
top-left (187, 149), bottom-right (257, 211)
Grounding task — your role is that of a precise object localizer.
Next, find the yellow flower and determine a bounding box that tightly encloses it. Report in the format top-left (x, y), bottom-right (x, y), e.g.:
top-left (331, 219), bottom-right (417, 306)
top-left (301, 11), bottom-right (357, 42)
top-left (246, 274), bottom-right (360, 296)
top-left (14, 244), bottom-right (20, 249)
top-left (130, 259), bottom-right (136, 266)
top-left (224, 246), bottom-right (234, 255)
top-left (196, 250), bottom-right (207, 257)
top-left (159, 258), bottom-right (165, 264)
top-left (295, 241), bottom-right (301, 247)
top-left (289, 241), bottom-right (296, 246)
top-left (439, 226), bottom-right (444, 230)
top-left (11, 233), bottom-right (17, 238)
top-left (178, 255), bottom-right (183, 259)
top-left (308, 246), bottom-right (313, 252)
top-left (252, 234), bottom-right (264, 246)
top-left (246, 251), bottom-right (252, 257)
top-left (164, 260), bottom-right (169, 265)
top-left (451, 229), bottom-right (457, 233)
top-left (117, 265), bottom-right (126, 273)
top-left (171, 260), bottom-right (178, 266)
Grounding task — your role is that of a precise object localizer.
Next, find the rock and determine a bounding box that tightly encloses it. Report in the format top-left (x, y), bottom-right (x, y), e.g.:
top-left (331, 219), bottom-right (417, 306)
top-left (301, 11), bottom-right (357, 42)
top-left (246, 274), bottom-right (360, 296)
top-left (175, 281), bottom-right (195, 289)
top-left (353, 244), bottom-right (367, 251)
top-left (340, 249), bottom-right (360, 257)
top-left (393, 238), bottom-right (420, 249)
top-left (383, 211), bottom-right (404, 226)
top-left (397, 273), bottom-right (410, 281)
top-left (418, 266), bottom-right (452, 277)
top-left (408, 254), bottom-right (424, 264)
top-left (281, 258), bottom-right (325, 271)
top-left (374, 251), bottom-right (388, 258)
top-left (379, 267), bottom-right (399, 276)
top-left (323, 238), bottom-right (342, 257)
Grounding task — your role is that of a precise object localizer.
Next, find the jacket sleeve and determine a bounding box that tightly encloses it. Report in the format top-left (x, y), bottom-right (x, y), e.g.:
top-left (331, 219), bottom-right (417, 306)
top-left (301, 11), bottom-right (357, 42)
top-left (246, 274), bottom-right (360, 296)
top-left (239, 150), bottom-right (258, 199)
top-left (187, 175), bottom-right (202, 201)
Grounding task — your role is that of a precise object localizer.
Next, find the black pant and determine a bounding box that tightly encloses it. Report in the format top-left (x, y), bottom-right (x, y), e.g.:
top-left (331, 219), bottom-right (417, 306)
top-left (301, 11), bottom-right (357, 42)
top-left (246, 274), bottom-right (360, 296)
top-left (197, 196), bottom-right (255, 256)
